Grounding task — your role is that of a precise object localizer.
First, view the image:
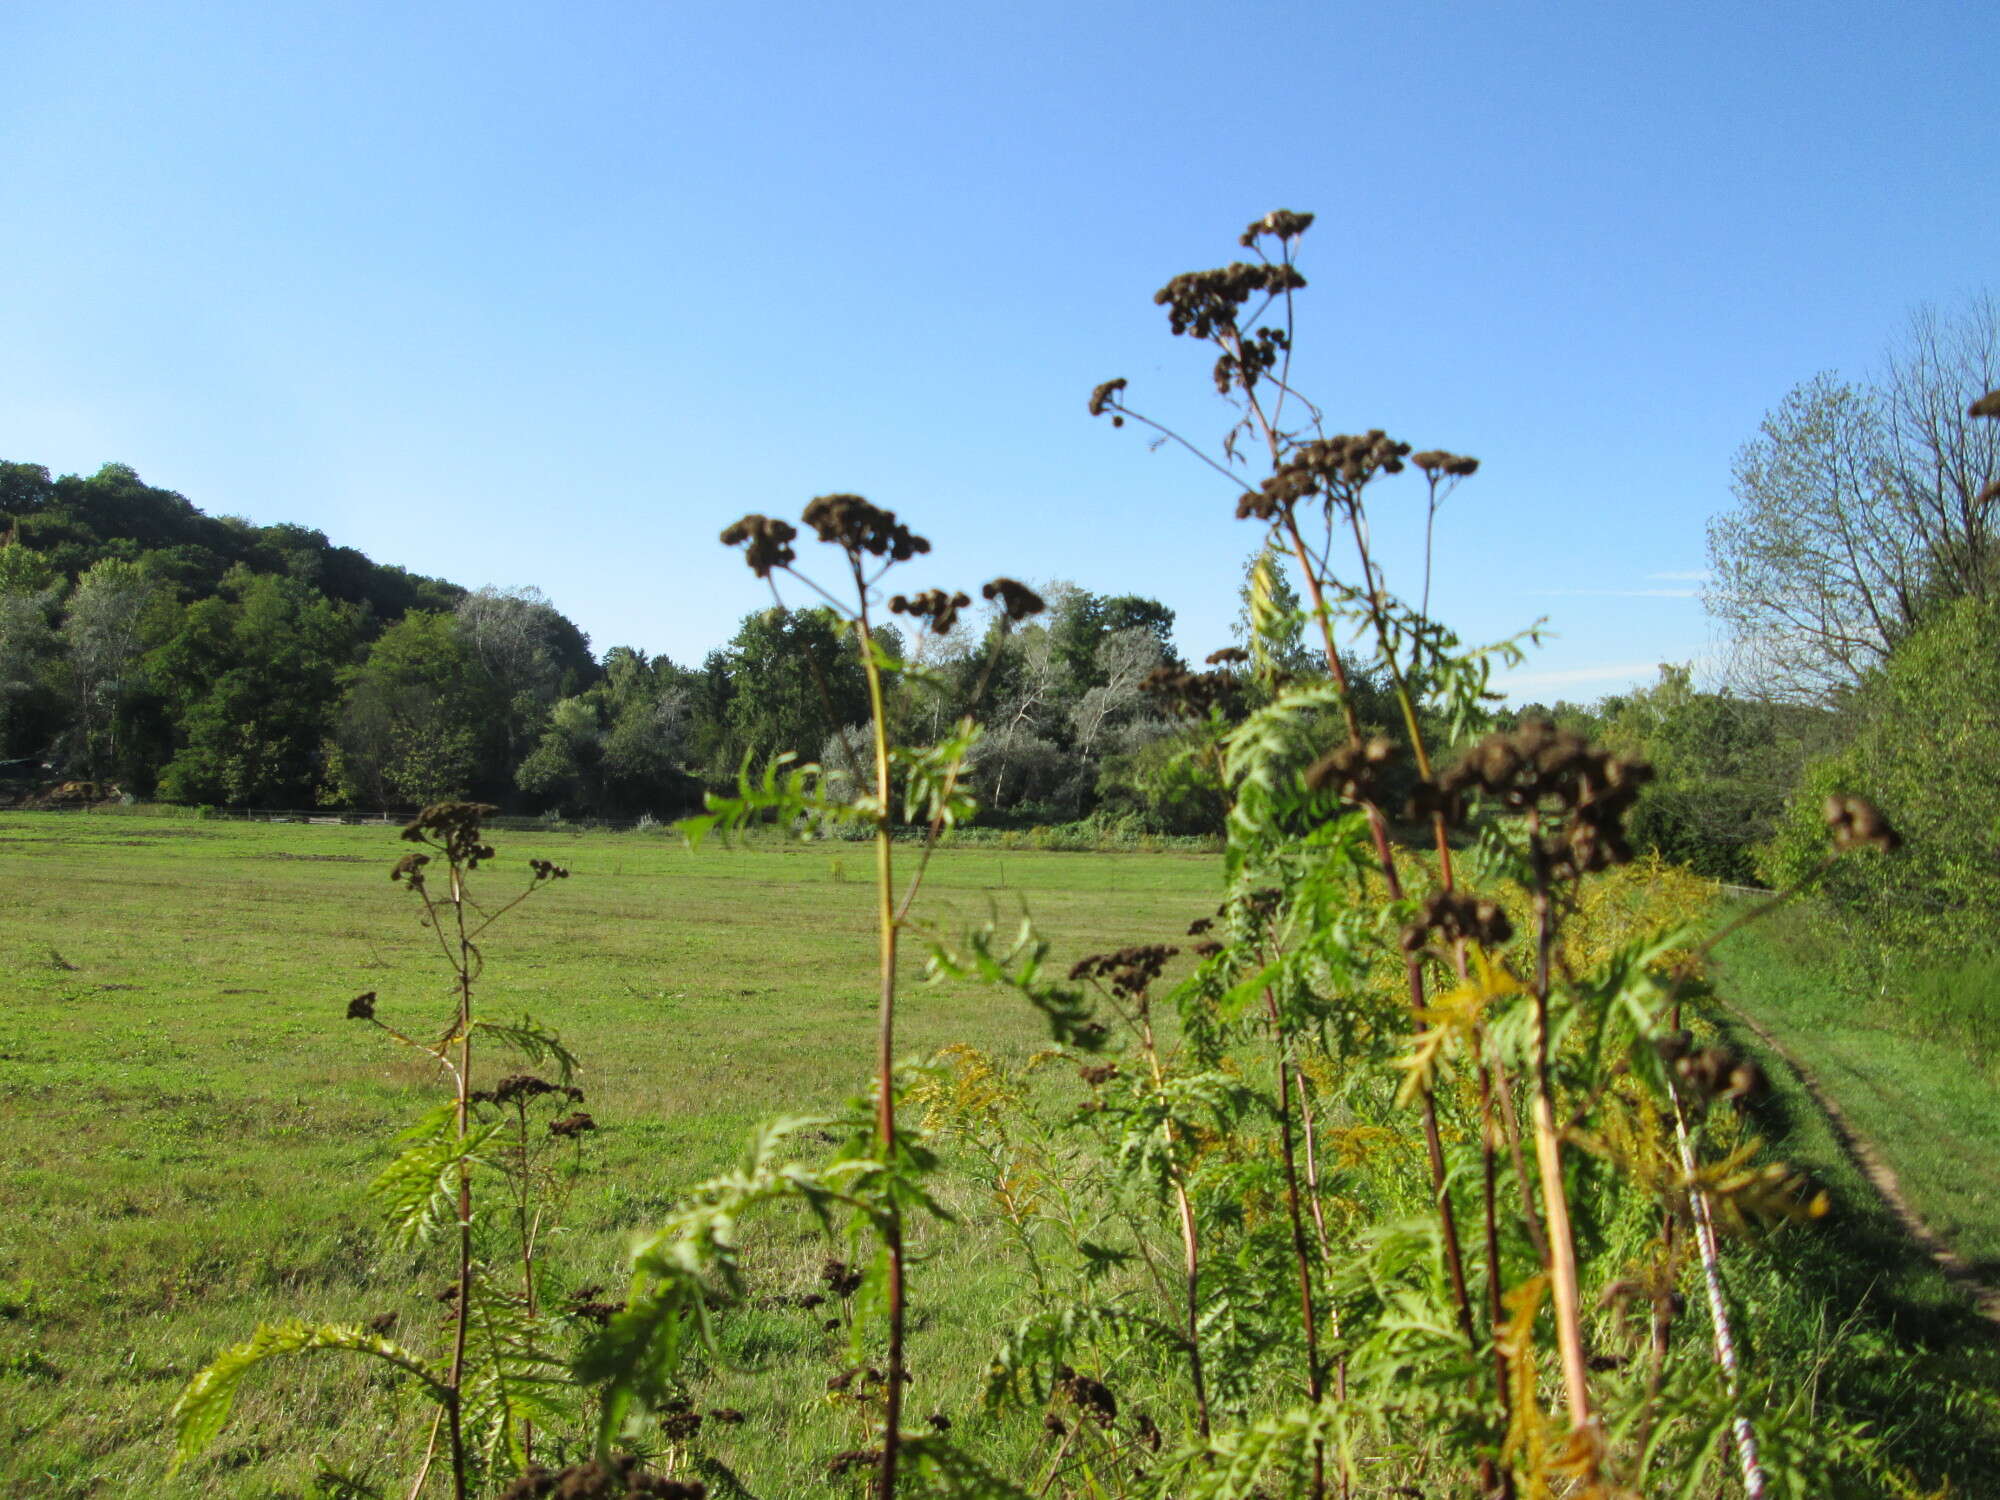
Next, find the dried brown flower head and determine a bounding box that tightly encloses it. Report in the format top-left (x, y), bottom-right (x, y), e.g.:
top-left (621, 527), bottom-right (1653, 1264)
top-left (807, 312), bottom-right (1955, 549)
top-left (1068, 944), bottom-right (1178, 1000)
top-left (1088, 377), bottom-right (1128, 417)
top-left (1056, 1365), bottom-right (1118, 1425)
top-left (1214, 326), bottom-right (1290, 394)
top-left (1154, 262), bottom-right (1307, 340)
top-left (389, 852), bottom-right (429, 887)
top-left (1439, 722), bottom-right (1653, 877)
top-left (492, 1073), bottom-right (558, 1105)
top-left (982, 576), bottom-right (1046, 624)
top-left (1969, 389), bottom-right (2000, 419)
top-left (1205, 647), bottom-right (1250, 666)
top-left (719, 513), bottom-right (798, 578)
top-left (401, 802), bottom-right (497, 870)
top-left (528, 858), bottom-right (570, 881)
top-left (1822, 793), bottom-right (1900, 853)
top-left (800, 493), bottom-right (930, 562)
top-left (820, 1258), bottom-right (864, 1298)
top-left (346, 991), bottom-right (376, 1021)
top-left (889, 587), bottom-right (972, 635)
top-left (1400, 890), bottom-right (1514, 953)
top-left (1140, 664), bottom-right (1239, 719)
top-left (549, 1111), bottom-right (596, 1138)
top-left (1239, 208), bottom-right (1316, 247)
top-left (1304, 735), bottom-right (1401, 805)
top-left (1410, 449), bottom-right (1481, 478)
top-left (497, 1456), bottom-right (705, 1500)
top-left (1237, 431), bottom-right (1414, 520)
top-left (1077, 1062), bottom-right (1119, 1086)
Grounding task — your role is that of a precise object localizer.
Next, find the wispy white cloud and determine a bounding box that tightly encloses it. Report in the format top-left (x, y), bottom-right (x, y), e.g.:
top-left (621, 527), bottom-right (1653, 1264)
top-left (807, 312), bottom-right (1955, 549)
top-left (1532, 587), bottom-right (1698, 599)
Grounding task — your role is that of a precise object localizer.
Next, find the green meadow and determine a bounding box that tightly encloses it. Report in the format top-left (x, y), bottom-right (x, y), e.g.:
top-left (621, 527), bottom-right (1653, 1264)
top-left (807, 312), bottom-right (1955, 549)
top-left (0, 811), bottom-right (1218, 1497)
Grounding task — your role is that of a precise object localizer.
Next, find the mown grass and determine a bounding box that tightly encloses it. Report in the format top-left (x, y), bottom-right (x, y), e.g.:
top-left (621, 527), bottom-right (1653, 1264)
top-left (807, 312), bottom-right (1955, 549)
top-left (1712, 901), bottom-right (2000, 1272)
top-left (0, 811), bottom-right (1220, 1497)
top-left (1700, 901), bottom-right (2000, 1492)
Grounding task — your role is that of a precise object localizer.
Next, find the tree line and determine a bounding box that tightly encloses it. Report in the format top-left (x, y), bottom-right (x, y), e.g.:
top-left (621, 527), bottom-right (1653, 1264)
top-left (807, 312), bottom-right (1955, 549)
top-left (0, 458), bottom-right (1238, 824)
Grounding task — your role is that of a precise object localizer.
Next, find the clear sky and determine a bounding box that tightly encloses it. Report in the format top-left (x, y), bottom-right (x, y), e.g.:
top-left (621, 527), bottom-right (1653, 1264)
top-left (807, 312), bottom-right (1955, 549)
top-left (3, 1), bottom-right (1991, 700)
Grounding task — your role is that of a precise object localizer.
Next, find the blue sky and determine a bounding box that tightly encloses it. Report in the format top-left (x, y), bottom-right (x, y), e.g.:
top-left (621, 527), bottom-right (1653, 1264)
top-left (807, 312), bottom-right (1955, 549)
top-left (3, 0), bottom-right (1991, 700)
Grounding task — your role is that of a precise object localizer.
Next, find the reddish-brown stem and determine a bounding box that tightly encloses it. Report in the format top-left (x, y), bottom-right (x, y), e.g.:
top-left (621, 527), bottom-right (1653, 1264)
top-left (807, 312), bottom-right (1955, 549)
top-left (1264, 984), bottom-right (1326, 1500)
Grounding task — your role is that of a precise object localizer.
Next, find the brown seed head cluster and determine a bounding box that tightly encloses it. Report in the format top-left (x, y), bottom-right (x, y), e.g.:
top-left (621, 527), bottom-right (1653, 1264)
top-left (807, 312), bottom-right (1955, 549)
top-left (1654, 1031), bottom-right (1766, 1111)
top-left (1240, 208), bottom-right (1316, 247)
top-left (479, 1074), bottom-right (584, 1108)
top-left (1069, 944), bottom-right (1178, 999)
top-left (1822, 794), bottom-right (1900, 853)
top-left (1055, 1364), bottom-right (1118, 1425)
top-left (982, 576), bottom-right (1046, 624)
top-left (1088, 377), bottom-right (1128, 417)
top-left (497, 1456), bottom-right (703, 1500)
top-left (1077, 1062), bottom-right (1119, 1087)
top-left (1236, 431), bottom-right (1414, 520)
top-left (1140, 664), bottom-right (1239, 719)
top-left (565, 1285), bottom-right (623, 1324)
top-left (1214, 326), bottom-right (1290, 395)
top-left (528, 858), bottom-right (570, 882)
top-left (658, 1395), bottom-right (702, 1442)
top-left (1410, 450), bottom-right (1481, 478)
top-left (549, 1111), bottom-right (596, 1138)
top-left (1427, 721), bottom-right (1654, 877)
top-left (1154, 262), bottom-right (1307, 340)
top-left (346, 991), bottom-right (376, 1021)
top-left (389, 852), bottom-right (430, 887)
top-left (719, 513), bottom-right (798, 578)
top-left (825, 1449), bottom-right (880, 1478)
top-left (1400, 890), bottom-right (1514, 953)
top-left (401, 802), bottom-right (498, 870)
top-left (800, 493), bottom-right (929, 562)
top-left (888, 588), bottom-right (972, 635)
top-left (820, 1258), bottom-right (864, 1298)
top-left (1969, 388), bottom-right (2000, 418)
top-left (1303, 735), bottom-right (1401, 805)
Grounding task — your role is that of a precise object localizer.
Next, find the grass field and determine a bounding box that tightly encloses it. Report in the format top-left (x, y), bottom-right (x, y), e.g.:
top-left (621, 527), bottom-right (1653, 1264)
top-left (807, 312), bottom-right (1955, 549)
top-left (1710, 903), bottom-right (2000, 1275)
top-left (0, 810), bottom-right (1221, 1497)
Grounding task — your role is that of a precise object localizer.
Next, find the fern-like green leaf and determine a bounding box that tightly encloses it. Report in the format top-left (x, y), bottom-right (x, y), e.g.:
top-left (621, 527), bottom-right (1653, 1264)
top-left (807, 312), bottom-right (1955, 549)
top-left (367, 1103), bottom-right (501, 1247)
top-left (473, 1013), bottom-right (579, 1083)
top-left (170, 1320), bottom-right (442, 1472)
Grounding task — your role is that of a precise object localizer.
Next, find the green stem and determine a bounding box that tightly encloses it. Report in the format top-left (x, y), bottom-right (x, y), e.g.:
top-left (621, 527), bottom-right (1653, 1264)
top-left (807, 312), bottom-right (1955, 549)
top-left (856, 603), bottom-right (907, 1499)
